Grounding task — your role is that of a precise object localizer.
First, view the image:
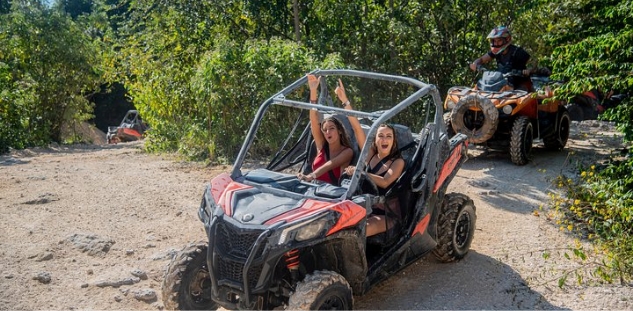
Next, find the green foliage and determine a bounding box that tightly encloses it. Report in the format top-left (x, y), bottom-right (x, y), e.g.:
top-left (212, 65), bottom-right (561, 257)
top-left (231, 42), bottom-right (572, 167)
top-left (547, 0), bottom-right (633, 140)
top-left (0, 1), bottom-right (103, 151)
top-left (540, 0), bottom-right (633, 285)
top-left (189, 38), bottom-right (340, 161)
top-left (553, 160), bottom-right (633, 284)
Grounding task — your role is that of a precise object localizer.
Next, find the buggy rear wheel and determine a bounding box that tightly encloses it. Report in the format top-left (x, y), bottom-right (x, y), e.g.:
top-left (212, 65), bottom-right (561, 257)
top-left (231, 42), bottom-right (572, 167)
top-left (433, 193), bottom-right (476, 262)
top-left (287, 270), bottom-right (353, 310)
top-left (162, 242), bottom-right (217, 310)
top-left (509, 116), bottom-right (533, 165)
top-left (450, 95), bottom-right (498, 144)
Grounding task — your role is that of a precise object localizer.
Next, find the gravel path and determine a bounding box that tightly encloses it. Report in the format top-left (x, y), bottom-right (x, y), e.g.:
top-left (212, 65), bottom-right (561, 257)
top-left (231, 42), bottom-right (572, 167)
top-left (0, 121), bottom-right (631, 310)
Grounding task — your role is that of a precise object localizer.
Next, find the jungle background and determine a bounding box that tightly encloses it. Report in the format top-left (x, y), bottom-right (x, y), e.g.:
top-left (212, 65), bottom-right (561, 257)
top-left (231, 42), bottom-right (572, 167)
top-left (1, 0), bottom-right (631, 285)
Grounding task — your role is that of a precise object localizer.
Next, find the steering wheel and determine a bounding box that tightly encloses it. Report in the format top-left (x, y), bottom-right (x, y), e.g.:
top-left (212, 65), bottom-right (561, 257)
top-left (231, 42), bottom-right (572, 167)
top-left (339, 170), bottom-right (380, 196)
top-left (358, 171), bottom-right (380, 196)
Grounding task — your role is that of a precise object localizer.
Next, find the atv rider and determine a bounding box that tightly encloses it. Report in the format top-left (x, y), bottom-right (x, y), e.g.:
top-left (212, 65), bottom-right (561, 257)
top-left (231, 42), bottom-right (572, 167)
top-left (335, 79), bottom-right (406, 237)
top-left (469, 26), bottom-right (534, 91)
top-left (297, 74), bottom-right (354, 185)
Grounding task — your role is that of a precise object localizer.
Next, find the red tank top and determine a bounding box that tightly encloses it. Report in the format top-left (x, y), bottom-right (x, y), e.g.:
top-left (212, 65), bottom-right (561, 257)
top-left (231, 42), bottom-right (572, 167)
top-left (312, 148), bottom-right (341, 184)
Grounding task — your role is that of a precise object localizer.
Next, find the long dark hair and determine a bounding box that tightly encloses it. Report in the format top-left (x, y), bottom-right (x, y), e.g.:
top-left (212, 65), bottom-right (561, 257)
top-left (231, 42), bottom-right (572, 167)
top-left (371, 123), bottom-right (401, 160)
top-left (321, 116), bottom-right (353, 149)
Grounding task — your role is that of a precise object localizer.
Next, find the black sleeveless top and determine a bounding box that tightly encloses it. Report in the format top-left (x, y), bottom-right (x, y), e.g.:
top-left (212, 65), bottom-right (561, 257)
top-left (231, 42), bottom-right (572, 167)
top-left (366, 154), bottom-right (397, 195)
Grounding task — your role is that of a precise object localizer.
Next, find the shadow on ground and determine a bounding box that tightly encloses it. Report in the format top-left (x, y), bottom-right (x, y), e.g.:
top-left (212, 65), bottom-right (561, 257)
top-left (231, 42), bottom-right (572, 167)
top-left (354, 251), bottom-right (565, 310)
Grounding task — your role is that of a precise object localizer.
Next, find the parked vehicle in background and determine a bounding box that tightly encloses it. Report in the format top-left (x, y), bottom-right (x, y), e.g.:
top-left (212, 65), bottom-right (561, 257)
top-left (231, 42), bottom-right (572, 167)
top-left (106, 110), bottom-right (148, 144)
top-left (161, 69), bottom-right (475, 310)
top-left (444, 68), bottom-right (570, 165)
top-left (567, 89), bottom-right (628, 121)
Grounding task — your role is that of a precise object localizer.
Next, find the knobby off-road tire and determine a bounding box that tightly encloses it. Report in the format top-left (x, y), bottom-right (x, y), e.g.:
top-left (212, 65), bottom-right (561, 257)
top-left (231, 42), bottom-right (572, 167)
top-left (162, 242), bottom-right (217, 311)
top-left (566, 104), bottom-right (584, 122)
top-left (443, 112), bottom-right (456, 138)
top-left (544, 110), bottom-right (571, 151)
top-left (287, 270), bottom-right (353, 310)
top-left (450, 95), bottom-right (498, 144)
top-left (433, 193), bottom-right (476, 262)
top-left (509, 116), bottom-right (533, 166)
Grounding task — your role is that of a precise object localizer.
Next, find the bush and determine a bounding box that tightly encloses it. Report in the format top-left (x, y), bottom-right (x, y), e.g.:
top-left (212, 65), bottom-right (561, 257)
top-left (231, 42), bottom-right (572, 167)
top-left (554, 157), bottom-right (633, 284)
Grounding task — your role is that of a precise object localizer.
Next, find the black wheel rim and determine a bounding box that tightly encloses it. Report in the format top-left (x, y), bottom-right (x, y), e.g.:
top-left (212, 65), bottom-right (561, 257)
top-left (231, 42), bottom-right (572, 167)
top-left (188, 267), bottom-right (212, 305)
top-left (319, 295), bottom-right (346, 310)
top-left (454, 211), bottom-right (471, 249)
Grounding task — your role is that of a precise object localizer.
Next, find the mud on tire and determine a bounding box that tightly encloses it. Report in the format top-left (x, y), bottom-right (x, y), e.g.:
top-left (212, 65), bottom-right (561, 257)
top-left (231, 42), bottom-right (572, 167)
top-left (162, 242), bottom-right (217, 310)
top-left (450, 95), bottom-right (498, 144)
top-left (287, 270), bottom-right (353, 310)
top-left (433, 193), bottom-right (476, 262)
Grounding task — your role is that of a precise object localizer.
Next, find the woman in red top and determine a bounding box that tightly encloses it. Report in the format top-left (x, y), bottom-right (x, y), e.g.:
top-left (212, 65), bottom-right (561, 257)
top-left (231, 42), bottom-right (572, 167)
top-left (297, 74), bottom-right (354, 185)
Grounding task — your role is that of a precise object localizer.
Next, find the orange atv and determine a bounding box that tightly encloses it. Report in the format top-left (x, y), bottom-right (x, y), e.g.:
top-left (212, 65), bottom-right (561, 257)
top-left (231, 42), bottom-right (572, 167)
top-left (443, 68), bottom-right (570, 165)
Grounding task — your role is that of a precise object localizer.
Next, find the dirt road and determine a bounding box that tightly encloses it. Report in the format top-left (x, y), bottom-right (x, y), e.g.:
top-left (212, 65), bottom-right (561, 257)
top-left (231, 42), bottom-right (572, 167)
top-left (1, 121), bottom-right (631, 310)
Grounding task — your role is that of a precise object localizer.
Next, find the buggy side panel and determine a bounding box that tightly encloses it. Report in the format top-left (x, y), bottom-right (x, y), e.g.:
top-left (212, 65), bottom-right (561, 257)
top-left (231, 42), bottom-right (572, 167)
top-left (432, 135), bottom-right (468, 193)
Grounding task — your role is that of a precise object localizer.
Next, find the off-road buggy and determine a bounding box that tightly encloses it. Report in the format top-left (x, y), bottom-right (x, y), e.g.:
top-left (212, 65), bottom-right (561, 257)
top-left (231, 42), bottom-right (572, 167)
top-left (106, 110), bottom-right (148, 144)
top-left (444, 68), bottom-right (571, 165)
top-left (567, 89), bottom-right (628, 121)
top-left (162, 69), bottom-right (475, 310)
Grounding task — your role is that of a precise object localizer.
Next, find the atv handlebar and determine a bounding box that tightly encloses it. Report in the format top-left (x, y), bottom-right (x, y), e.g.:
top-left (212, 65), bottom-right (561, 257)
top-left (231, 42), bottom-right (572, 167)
top-left (475, 66), bottom-right (526, 78)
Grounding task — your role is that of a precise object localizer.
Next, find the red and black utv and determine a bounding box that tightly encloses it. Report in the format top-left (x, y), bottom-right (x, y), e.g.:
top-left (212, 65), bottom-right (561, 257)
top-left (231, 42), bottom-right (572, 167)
top-left (162, 69), bottom-right (475, 310)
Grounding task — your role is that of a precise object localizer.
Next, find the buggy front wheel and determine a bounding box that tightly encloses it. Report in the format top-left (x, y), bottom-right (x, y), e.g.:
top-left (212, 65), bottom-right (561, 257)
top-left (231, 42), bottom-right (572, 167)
top-left (287, 270), bottom-right (353, 310)
top-left (162, 242), bottom-right (217, 310)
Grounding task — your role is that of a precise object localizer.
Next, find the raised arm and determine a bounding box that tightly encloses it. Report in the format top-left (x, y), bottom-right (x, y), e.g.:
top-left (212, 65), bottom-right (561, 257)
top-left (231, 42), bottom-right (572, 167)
top-left (308, 74), bottom-right (324, 150)
top-left (335, 79), bottom-right (367, 150)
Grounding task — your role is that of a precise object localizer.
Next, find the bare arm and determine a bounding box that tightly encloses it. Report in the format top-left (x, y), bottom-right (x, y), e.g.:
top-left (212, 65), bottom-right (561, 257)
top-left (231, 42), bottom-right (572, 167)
top-left (368, 158), bottom-right (405, 189)
top-left (335, 79), bottom-right (367, 150)
top-left (307, 74), bottom-right (325, 150)
top-left (311, 148), bottom-right (354, 179)
top-left (470, 53), bottom-right (492, 71)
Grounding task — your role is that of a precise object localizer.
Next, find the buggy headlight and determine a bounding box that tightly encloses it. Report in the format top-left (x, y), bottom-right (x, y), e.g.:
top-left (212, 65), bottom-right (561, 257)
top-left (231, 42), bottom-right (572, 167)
top-left (276, 214), bottom-right (332, 245)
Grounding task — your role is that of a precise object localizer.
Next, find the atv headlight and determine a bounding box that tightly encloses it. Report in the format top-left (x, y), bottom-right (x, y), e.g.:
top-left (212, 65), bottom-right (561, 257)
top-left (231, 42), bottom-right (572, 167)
top-left (276, 213), bottom-right (333, 245)
top-left (502, 104), bottom-right (514, 115)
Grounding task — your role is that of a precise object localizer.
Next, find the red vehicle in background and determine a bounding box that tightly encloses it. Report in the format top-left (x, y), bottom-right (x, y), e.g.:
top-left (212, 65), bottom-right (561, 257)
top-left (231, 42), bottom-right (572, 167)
top-left (106, 110), bottom-right (148, 144)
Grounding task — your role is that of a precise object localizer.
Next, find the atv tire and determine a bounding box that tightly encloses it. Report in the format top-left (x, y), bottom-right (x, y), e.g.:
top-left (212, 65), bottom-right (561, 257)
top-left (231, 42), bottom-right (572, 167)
top-left (566, 104), bottom-right (584, 121)
top-left (544, 110), bottom-right (571, 151)
top-left (443, 112), bottom-right (456, 138)
top-left (509, 116), bottom-right (533, 165)
top-left (287, 270), bottom-right (353, 310)
top-left (433, 193), bottom-right (476, 262)
top-left (450, 95), bottom-right (498, 144)
top-left (162, 242), bottom-right (217, 311)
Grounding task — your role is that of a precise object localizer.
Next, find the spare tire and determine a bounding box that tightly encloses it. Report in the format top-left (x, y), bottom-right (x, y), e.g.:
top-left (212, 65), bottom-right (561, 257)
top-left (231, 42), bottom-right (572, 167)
top-left (450, 95), bottom-right (498, 144)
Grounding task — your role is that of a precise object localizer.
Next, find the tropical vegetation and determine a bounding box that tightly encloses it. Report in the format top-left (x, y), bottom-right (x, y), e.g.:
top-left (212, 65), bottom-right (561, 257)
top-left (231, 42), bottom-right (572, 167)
top-left (0, 0), bottom-right (631, 284)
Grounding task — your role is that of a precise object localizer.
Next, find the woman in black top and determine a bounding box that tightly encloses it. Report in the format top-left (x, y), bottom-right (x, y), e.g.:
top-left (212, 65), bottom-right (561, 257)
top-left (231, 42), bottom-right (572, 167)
top-left (334, 79), bottom-right (405, 237)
